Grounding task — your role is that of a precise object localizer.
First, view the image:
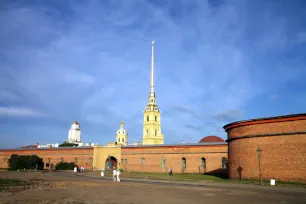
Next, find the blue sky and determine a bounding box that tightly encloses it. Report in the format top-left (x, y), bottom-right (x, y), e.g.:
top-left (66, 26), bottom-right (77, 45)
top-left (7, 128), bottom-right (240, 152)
top-left (1, 0), bottom-right (306, 148)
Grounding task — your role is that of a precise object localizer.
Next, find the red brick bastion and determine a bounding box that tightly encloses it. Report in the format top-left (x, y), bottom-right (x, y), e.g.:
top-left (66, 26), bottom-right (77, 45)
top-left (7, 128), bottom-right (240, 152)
top-left (224, 113), bottom-right (306, 183)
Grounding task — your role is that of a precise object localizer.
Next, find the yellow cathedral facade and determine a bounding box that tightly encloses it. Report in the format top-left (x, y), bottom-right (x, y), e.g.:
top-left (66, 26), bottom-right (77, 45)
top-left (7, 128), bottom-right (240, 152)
top-left (116, 121), bottom-right (128, 146)
top-left (142, 40), bottom-right (164, 145)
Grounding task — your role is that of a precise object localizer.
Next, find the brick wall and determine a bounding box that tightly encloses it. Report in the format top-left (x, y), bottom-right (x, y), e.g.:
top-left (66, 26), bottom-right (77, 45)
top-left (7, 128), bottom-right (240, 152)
top-left (226, 117), bottom-right (306, 183)
top-left (0, 147), bottom-right (94, 170)
top-left (121, 144), bottom-right (228, 174)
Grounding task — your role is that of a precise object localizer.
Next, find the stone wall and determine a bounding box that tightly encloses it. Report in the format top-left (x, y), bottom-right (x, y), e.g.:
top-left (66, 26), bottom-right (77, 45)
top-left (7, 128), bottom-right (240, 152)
top-left (225, 114), bottom-right (306, 183)
top-left (0, 147), bottom-right (93, 170)
top-left (121, 144), bottom-right (228, 174)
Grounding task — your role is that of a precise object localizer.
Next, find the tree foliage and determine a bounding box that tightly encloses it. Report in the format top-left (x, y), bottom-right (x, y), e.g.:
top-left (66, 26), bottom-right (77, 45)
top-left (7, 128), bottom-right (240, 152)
top-left (8, 154), bottom-right (44, 171)
top-left (55, 162), bottom-right (77, 170)
top-left (59, 141), bottom-right (78, 147)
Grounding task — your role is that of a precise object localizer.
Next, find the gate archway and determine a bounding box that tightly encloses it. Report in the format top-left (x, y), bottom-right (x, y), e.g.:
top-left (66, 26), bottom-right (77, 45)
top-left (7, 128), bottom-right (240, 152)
top-left (105, 156), bottom-right (117, 170)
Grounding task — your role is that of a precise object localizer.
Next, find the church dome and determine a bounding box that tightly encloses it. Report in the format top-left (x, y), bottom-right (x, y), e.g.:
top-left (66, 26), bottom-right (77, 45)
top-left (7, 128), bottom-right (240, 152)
top-left (199, 136), bottom-right (224, 143)
top-left (71, 121), bottom-right (80, 130)
top-left (117, 121), bottom-right (127, 135)
top-left (117, 128), bottom-right (127, 134)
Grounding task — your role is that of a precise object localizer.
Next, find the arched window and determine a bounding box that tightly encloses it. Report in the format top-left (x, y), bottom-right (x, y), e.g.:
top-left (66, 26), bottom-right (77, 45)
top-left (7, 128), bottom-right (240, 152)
top-left (125, 159), bottom-right (128, 164)
top-left (155, 116), bottom-right (157, 121)
top-left (140, 158), bottom-right (146, 165)
top-left (200, 157), bottom-right (206, 169)
top-left (155, 130), bottom-right (157, 136)
top-left (181, 158), bottom-right (186, 169)
top-left (161, 158), bottom-right (166, 169)
top-left (147, 116), bottom-right (149, 121)
top-left (74, 158), bottom-right (78, 164)
top-left (222, 157), bottom-right (227, 169)
top-left (122, 138), bottom-right (124, 142)
top-left (3, 157), bottom-right (8, 163)
top-left (118, 138), bottom-right (120, 142)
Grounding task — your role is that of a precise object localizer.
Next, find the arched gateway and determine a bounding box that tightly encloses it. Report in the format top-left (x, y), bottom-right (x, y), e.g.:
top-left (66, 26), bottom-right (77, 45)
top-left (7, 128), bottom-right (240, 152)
top-left (105, 156), bottom-right (117, 170)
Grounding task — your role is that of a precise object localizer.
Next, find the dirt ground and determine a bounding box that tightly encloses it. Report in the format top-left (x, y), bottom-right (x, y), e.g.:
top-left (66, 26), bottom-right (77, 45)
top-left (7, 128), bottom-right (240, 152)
top-left (1, 171), bottom-right (306, 204)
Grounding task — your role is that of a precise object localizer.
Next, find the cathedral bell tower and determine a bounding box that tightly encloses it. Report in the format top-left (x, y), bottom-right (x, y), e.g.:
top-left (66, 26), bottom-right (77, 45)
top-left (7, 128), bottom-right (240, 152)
top-left (142, 41), bottom-right (164, 145)
top-left (116, 121), bottom-right (128, 146)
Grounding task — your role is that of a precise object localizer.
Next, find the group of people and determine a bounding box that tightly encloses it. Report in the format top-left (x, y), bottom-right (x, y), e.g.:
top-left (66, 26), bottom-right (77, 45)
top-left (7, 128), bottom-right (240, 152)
top-left (100, 167), bottom-right (121, 182)
top-left (73, 166), bottom-right (85, 174)
top-left (74, 166), bottom-right (172, 181)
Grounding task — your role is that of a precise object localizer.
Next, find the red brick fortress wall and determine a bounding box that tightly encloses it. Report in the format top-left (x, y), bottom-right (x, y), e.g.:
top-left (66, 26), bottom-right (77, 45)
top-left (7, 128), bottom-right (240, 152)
top-left (121, 144), bottom-right (228, 174)
top-left (224, 113), bottom-right (306, 183)
top-left (0, 147), bottom-right (94, 170)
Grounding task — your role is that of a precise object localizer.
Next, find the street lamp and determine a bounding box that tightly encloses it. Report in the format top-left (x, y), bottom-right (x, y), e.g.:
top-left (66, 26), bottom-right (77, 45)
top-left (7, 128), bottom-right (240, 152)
top-left (256, 145), bottom-right (263, 185)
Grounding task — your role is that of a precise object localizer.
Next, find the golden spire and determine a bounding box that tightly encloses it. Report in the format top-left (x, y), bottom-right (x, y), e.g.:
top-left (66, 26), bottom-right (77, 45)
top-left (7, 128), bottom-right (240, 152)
top-left (150, 40), bottom-right (155, 93)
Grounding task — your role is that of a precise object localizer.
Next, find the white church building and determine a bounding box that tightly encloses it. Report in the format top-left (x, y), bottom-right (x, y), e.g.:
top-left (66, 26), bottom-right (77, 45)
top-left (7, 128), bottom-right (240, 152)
top-left (68, 121), bottom-right (82, 144)
top-left (37, 121), bottom-right (97, 148)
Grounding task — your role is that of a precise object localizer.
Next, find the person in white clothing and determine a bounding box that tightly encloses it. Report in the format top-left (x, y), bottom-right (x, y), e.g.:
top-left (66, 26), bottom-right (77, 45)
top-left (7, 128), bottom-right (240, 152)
top-left (73, 166), bottom-right (77, 175)
top-left (116, 170), bottom-right (121, 182)
top-left (113, 168), bottom-right (117, 182)
top-left (101, 170), bottom-right (104, 177)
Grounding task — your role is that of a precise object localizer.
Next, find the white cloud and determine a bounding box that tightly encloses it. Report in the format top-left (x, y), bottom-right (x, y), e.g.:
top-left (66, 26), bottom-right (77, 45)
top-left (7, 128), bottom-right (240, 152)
top-left (0, 91), bottom-right (19, 101)
top-left (59, 68), bottom-right (95, 86)
top-left (269, 94), bottom-right (280, 100)
top-left (0, 107), bottom-right (44, 117)
top-left (0, 1), bottom-right (305, 145)
top-left (297, 31), bottom-right (306, 43)
top-left (213, 110), bottom-right (245, 123)
top-left (85, 114), bottom-right (105, 124)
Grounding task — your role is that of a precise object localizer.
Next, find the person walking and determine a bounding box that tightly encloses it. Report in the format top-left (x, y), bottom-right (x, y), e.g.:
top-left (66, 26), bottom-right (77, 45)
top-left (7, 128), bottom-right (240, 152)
top-left (73, 166), bottom-right (77, 175)
top-left (113, 168), bottom-right (117, 182)
top-left (101, 169), bottom-right (104, 178)
top-left (116, 169), bottom-right (121, 182)
top-left (169, 167), bottom-right (173, 176)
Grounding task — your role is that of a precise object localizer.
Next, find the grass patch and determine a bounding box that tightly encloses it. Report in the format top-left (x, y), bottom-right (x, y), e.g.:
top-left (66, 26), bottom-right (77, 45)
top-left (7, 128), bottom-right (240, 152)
top-left (101, 171), bottom-right (225, 182)
top-left (228, 178), bottom-right (306, 187)
top-left (0, 178), bottom-right (29, 191)
top-left (98, 171), bottom-right (306, 187)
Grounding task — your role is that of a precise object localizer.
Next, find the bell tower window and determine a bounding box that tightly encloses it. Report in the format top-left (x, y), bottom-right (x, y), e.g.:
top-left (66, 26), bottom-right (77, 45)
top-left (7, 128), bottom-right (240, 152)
top-left (155, 116), bottom-right (157, 121)
top-left (147, 116), bottom-right (149, 121)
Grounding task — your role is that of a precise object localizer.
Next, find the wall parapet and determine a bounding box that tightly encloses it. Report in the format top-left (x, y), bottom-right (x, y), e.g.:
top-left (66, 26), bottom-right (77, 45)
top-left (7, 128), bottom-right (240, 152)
top-left (226, 131), bottom-right (306, 142)
top-left (224, 113), bottom-right (306, 131)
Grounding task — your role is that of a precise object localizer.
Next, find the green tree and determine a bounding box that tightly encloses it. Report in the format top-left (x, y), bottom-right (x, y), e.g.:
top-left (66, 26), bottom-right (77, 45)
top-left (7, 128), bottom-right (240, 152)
top-left (8, 154), bottom-right (44, 170)
top-left (59, 141), bottom-right (78, 147)
top-left (55, 162), bottom-right (77, 170)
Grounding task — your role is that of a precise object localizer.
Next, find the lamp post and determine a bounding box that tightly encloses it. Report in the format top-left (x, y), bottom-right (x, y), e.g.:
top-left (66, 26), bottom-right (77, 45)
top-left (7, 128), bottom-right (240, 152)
top-left (256, 145), bottom-right (263, 185)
